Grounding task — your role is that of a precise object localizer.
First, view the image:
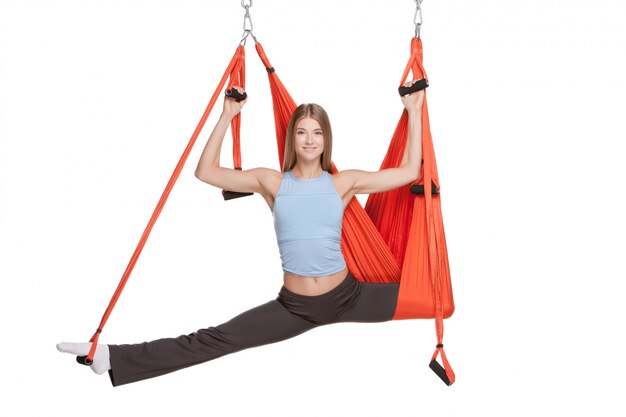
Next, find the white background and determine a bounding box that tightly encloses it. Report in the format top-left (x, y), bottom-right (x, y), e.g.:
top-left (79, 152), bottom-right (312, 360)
top-left (1, 0), bottom-right (625, 415)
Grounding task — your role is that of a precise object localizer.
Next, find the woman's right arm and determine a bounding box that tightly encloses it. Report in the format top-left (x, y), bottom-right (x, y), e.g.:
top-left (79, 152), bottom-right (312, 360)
top-left (194, 88), bottom-right (275, 194)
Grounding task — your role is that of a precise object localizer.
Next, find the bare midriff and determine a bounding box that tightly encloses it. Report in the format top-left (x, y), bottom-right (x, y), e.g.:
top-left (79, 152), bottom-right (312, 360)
top-left (282, 267), bottom-right (349, 296)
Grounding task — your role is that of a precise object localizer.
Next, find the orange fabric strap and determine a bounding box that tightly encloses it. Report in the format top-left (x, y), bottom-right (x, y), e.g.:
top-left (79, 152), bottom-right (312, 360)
top-left (394, 37), bottom-right (455, 384)
top-left (84, 45), bottom-right (246, 363)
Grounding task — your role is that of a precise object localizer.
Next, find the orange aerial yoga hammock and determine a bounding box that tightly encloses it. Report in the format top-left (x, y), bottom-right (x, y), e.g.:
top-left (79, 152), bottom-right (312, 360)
top-left (79, 36), bottom-right (455, 386)
top-left (257, 38), bottom-right (455, 384)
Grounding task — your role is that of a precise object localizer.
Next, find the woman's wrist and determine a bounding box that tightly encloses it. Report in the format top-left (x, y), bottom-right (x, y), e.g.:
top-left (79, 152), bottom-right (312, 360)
top-left (406, 108), bottom-right (422, 117)
top-left (219, 112), bottom-right (235, 123)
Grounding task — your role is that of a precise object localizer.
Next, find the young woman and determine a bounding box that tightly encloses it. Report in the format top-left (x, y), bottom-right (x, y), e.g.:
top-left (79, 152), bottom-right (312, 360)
top-left (58, 82), bottom-right (424, 386)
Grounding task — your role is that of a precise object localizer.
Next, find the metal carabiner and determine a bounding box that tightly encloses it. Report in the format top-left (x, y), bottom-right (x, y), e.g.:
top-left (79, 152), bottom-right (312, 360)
top-left (414, 0), bottom-right (423, 38)
top-left (243, 6), bottom-right (253, 32)
top-left (239, 0), bottom-right (257, 45)
top-left (240, 30), bottom-right (258, 46)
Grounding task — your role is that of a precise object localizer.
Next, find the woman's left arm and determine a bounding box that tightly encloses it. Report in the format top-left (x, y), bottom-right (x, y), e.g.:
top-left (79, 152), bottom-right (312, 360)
top-left (342, 82), bottom-right (425, 195)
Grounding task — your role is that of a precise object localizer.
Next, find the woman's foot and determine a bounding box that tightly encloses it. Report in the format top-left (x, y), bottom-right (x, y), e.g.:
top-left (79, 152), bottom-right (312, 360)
top-left (56, 342), bottom-right (111, 375)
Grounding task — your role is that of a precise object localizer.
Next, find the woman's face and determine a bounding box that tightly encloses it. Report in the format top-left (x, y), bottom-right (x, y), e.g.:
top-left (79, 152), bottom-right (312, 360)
top-left (294, 117), bottom-right (324, 163)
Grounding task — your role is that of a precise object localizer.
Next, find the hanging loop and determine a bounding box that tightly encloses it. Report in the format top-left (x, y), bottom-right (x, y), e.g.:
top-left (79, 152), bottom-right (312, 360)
top-left (414, 0), bottom-right (423, 38)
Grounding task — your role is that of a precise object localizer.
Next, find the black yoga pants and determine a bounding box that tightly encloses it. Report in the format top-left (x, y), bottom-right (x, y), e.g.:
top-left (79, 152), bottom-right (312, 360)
top-left (107, 272), bottom-right (399, 386)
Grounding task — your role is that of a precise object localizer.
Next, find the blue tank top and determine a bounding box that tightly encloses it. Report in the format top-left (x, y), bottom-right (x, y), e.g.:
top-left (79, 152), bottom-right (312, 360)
top-left (273, 170), bottom-right (347, 276)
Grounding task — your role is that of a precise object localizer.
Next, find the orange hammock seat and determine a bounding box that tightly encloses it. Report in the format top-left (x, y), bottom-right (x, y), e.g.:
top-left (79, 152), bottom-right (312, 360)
top-left (82, 38), bottom-right (455, 385)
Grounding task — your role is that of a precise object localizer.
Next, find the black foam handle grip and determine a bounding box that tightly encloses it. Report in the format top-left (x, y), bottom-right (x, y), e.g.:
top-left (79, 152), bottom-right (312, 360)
top-left (429, 360), bottom-right (452, 386)
top-left (398, 78), bottom-right (429, 96)
top-left (410, 182), bottom-right (440, 195)
top-left (76, 355), bottom-right (92, 366)
top-left (225, 89), bottom-right (247, 102)
top-left (222, 190), bottom-right (254, 201)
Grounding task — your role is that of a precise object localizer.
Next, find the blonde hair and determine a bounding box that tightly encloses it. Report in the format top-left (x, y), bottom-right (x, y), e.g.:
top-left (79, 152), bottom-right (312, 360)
top-left (283, 103), bottom-right (333, 173)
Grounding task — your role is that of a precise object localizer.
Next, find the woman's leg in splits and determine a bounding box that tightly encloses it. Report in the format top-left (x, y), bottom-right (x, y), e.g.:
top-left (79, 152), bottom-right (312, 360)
top-left (107, 299), bottom-right (317, 386)
top-left (57, 272), bottom-right (398, 386)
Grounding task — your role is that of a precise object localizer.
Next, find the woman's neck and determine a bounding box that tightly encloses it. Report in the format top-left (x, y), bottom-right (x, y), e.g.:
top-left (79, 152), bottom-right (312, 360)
top-left (291, 163), bottom-right (324, 179)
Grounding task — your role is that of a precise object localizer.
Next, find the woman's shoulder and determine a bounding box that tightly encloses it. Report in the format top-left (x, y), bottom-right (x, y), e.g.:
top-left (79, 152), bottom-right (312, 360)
top-left (331, 169), bottom-right (360, 186)
top-left (329, 169), bottom-right (360, 201)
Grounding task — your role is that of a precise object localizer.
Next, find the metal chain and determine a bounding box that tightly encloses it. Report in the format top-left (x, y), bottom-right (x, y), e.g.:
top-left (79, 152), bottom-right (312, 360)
top-left (414, 0), bottom-right (423, 38)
